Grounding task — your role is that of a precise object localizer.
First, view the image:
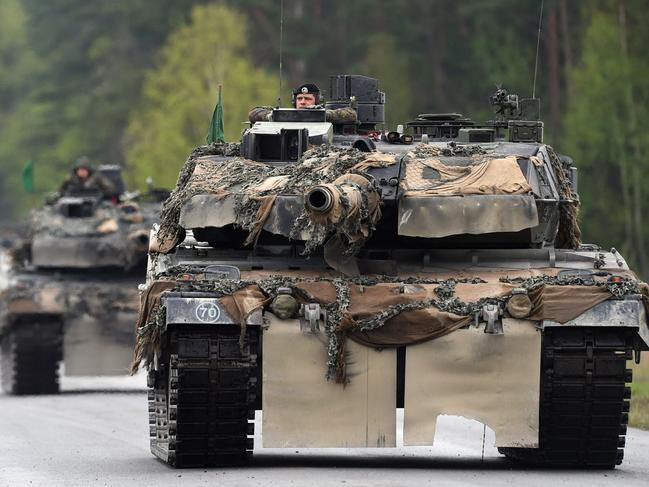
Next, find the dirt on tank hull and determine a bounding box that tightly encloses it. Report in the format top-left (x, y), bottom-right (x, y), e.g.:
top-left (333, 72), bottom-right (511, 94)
top-left (132, 76), bottom-right (649, 468)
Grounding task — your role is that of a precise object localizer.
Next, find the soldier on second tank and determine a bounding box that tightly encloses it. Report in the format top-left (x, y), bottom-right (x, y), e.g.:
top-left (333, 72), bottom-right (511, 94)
top-left (59, 157), bottom-right (115, 198)
top-left (248, 82), bottom-right (357, 124)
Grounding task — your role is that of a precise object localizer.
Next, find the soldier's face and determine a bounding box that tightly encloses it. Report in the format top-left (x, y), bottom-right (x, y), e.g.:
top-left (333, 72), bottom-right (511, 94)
top-left (76, 167), bottom-right (90, 179)
top-left (295, 93), bottom-right (317, 108)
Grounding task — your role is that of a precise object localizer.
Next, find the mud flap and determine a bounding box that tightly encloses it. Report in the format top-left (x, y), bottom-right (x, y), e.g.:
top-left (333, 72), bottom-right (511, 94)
top-left (262, 313), bottom-right (396, 448)
top-left (404, 318), bottom-right (541, 448)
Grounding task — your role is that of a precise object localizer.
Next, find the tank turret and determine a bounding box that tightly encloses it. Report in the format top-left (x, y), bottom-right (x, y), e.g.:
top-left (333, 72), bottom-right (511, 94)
top-left (29, 165), bottom-right (155, 270)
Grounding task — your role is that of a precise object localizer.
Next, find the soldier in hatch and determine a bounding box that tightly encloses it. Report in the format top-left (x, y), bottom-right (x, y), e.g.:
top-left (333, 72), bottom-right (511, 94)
top-left (59, 157), bottom-right (115, 198)
top-left (249, 83), bottom-right (357, 124)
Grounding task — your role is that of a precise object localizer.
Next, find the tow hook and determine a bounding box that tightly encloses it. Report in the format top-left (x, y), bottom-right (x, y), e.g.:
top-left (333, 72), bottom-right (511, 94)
top-left (479, 303), bottom-right (504, 335)
top-left (299, 303), bottom-right (326, 333)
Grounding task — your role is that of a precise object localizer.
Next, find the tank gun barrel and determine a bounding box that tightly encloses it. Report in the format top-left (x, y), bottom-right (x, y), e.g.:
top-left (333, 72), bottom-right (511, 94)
top-left (303, 173), bottom-right (381, 244)
top-left (305, 186), bottom-right (335, 214)
top-left (304, 173), bottom-right (377, 223)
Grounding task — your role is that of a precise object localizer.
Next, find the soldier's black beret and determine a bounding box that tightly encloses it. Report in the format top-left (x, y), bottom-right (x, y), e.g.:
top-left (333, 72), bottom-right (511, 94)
top-left (293, 83), bottom-right (320, 95)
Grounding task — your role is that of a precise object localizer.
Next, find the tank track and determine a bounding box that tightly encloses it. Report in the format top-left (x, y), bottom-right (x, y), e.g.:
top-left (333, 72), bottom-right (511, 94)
top-left (0, 319), bottom-right (63, 395)
top-left (149, 324), bottom-right (259, 468)
top-left (499, 326), bottom-right (633, 468)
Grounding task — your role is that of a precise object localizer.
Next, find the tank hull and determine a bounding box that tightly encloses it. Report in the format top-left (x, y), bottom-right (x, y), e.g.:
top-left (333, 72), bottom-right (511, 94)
top-left (137, 244), bottom-right (648, 468)
top-left (0, 257), bottom-right (141, 394)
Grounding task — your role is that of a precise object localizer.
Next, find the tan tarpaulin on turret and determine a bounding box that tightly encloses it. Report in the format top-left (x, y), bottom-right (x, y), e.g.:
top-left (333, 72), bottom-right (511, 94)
top-left (402, 155), bottom-right (533, 196)
top-left (398, 154), bottom-right (538, 238)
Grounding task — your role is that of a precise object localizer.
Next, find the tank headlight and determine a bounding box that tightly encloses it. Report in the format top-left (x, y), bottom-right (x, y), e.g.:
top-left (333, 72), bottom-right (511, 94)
top-left (506, 288), bottom-right (533, 318)
top-left (270, 293), bottom-right (299, 320)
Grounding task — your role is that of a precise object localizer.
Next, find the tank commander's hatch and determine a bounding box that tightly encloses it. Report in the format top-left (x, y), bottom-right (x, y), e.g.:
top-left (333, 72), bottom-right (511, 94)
top-left (56, 196), bottom-right (99, 218)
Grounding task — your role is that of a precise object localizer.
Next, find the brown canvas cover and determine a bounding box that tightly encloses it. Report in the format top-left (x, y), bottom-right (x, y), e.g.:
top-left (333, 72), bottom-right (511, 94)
top-left (131, 268), bottom-right (644, 380)
top-left (398, 148), bottom-right (538, 237)
top-left (401, 155), bottom-right (532, 196)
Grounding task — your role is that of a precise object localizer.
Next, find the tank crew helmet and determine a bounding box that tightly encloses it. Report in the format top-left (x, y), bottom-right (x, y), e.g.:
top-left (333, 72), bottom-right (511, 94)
top-left (292, 83), bottom-right (321, 107)
top-left (72, 156), bottom-right (93, 170)
top-left (72, 156), bottom-right (94, 176)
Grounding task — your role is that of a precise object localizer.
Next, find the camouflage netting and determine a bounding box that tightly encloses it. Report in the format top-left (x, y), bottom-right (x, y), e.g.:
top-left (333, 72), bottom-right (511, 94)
top-left (408, 142), bottom-right (488, 158)
top-left (29, 198), bottom-right (149, 239)
top-left (546, 146), bottom-right (582, 249)
top-left (302, 172), bottom-right (381, 255)
top-left (154, 143), bottom-right (397, 254)
top-left (131, 268), bottom-right (648, 383)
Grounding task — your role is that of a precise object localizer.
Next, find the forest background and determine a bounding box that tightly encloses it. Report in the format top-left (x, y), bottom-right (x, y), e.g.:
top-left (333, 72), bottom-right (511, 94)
top-left (1, 0), bottom-right (648, 278)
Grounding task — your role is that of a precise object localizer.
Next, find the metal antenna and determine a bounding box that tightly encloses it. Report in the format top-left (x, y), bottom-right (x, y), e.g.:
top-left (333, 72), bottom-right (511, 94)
top-left (532, 0), bottom-right (545, 99)
top-left (278, 0), bottom-right (284, 107)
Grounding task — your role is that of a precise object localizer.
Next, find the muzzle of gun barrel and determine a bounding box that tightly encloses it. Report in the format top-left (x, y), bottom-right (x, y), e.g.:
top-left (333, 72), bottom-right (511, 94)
top-left (305, 186), bottom-right (334, 213)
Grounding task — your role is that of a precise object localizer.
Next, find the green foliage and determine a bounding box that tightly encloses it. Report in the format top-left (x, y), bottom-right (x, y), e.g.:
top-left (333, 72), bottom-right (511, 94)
top-left (564, 3), bottom-right (649, 276)
top-left (0, 0), bottom-right (201, 199)
top-left (0, 0), bottom-right (41, 220)
top-left (124, 3), bottom-right (277, 188)
top-left (631, 355), bottom-right (649, 429)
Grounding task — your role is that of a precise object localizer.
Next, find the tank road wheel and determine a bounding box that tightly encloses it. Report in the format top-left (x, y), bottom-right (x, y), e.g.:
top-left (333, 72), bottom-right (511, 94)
top-left (0, 318), bottom-right (63, 395)
top-left (499, 327), bottom-right (633, 468)
top-left (149, 324), bottom-right (259, 468)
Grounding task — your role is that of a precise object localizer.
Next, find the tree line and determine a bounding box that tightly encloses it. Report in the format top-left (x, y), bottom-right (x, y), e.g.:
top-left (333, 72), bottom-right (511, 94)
top-left (0, 0), bottom-right (648, 276)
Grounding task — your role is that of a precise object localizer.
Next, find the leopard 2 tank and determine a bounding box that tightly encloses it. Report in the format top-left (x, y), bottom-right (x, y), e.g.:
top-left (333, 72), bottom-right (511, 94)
top-left (0, 165), bottom-right (165, 395)
top-left (133, 75), bottom-right (649, 468)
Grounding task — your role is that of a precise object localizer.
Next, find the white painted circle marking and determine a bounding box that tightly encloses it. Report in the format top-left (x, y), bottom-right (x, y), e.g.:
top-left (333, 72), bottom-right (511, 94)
top-left (195, 301), bottom-right (221, 323)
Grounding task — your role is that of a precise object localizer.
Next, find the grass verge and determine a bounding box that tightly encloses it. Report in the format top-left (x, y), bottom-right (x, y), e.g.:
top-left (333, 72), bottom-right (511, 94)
top-left (630, 352), bottom-right (649, 429)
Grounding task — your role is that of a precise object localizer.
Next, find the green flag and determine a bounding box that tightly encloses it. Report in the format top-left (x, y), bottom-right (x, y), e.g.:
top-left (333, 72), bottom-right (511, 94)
top-left (22, 159), bottom-right (34, 193)
top-left (206, 85), bottom-right (225, 144)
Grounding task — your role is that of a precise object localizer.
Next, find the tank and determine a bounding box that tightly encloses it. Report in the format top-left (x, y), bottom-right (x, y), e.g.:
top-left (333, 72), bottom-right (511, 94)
top-left (0, 165), bottom-right (166, 395)
top-left (133, 75), bottom-right (649, 468)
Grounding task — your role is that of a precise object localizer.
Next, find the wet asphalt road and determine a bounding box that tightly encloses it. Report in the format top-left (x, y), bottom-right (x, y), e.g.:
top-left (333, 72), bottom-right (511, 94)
top-left (1, 376), bottom-right (649, 487)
